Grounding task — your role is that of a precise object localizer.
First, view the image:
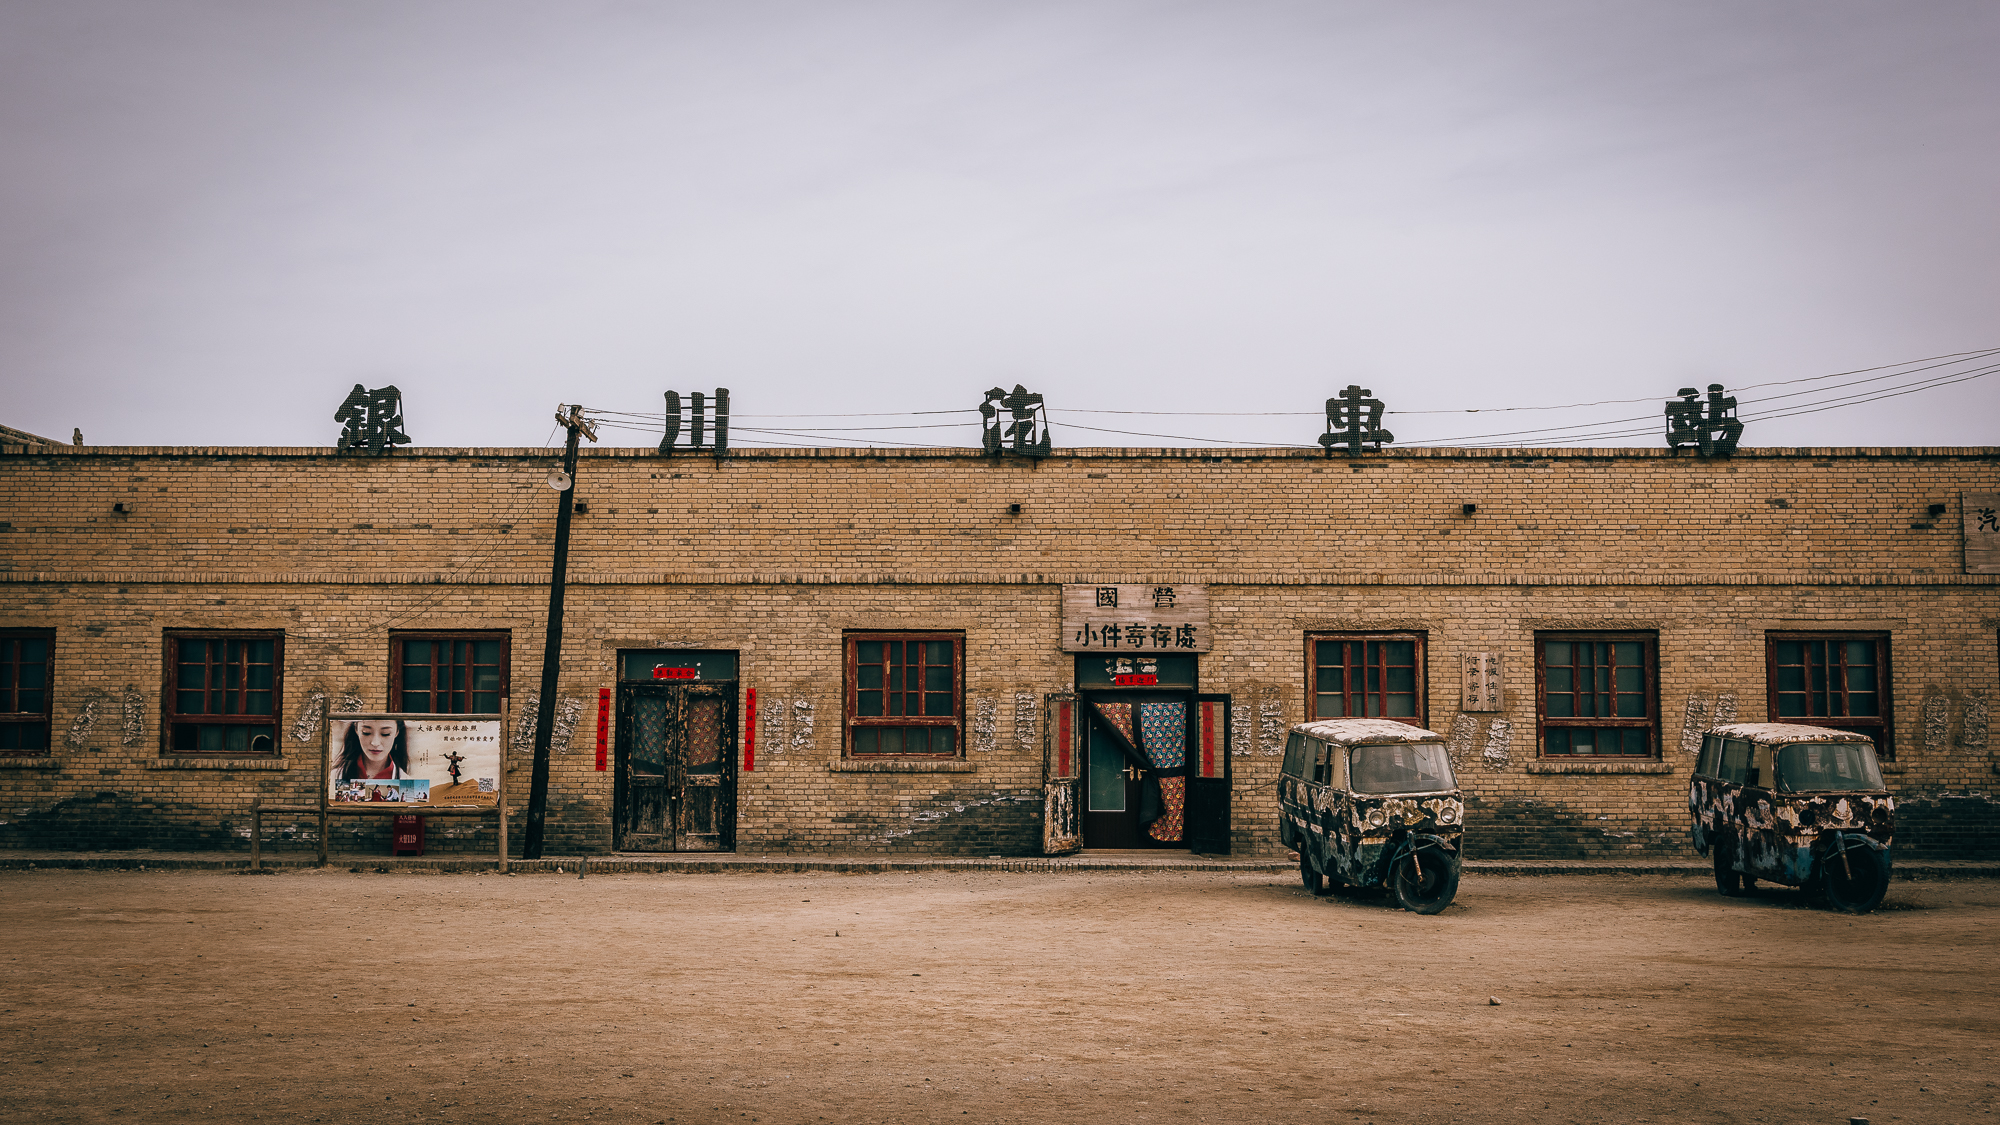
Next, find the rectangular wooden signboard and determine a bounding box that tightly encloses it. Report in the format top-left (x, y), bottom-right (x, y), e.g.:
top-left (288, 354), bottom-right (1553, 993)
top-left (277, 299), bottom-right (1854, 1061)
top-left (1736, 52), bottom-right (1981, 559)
top-left (1060, 583), bottom-right (1211, 653)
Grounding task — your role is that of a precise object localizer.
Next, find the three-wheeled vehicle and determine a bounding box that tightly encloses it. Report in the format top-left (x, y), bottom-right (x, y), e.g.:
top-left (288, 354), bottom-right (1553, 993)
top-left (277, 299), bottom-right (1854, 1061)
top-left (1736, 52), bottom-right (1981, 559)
top-left (1277, 719), bottom-right (1464, 914)
top-left (1689, 722), bottom-right (1895, 914)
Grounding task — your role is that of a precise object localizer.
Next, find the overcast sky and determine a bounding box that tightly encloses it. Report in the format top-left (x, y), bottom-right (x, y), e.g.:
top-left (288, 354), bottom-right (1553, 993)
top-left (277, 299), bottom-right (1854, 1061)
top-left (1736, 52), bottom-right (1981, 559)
top-left (3, 1), bottom-right (1995, 450)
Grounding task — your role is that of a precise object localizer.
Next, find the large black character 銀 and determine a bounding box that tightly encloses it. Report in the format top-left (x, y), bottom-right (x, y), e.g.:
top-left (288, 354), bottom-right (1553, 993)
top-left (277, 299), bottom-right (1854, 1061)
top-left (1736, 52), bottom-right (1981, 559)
top-left (334, 384), bottom-right (411, 453)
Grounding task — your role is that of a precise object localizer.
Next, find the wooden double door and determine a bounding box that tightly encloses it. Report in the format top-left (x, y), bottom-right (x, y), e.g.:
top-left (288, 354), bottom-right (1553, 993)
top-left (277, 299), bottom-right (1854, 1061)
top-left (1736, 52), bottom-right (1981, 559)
top-left (615, 681), bottom-right (736, 852)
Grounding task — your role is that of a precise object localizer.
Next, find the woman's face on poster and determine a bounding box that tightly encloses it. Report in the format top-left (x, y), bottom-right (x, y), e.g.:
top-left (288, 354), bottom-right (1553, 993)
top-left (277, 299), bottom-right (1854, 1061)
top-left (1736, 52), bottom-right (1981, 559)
top-left (353, 720), bottom-right (398, 764)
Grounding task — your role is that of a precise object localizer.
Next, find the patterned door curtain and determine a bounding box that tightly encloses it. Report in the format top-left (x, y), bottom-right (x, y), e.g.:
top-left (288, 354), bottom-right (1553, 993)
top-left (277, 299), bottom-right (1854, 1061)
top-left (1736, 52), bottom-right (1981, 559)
top-left (1139, 701), bottom-right (1188, 843)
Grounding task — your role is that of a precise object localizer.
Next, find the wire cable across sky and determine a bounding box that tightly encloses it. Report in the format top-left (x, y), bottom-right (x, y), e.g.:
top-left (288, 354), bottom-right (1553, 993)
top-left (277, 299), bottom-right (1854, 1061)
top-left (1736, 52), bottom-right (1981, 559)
top-left (577, 347), bottom-right (1998, 451)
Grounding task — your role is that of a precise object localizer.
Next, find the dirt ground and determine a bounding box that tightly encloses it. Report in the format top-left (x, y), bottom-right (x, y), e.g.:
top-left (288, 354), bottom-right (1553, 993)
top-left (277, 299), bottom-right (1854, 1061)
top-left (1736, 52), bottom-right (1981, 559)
top-left (1, 867), bottom-right (1995, 1125)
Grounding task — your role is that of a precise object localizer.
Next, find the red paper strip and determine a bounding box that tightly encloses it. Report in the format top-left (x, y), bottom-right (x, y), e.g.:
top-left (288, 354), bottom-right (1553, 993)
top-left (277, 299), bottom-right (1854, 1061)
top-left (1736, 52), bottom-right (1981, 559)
top-left (652, 666), bottom-right (698, 680)
top-left (1056, 700), bottom-right (1073, 779)
top-left (1199, 701), bottom-right (1218, 779)
top-left (743, 688), bottom-right (757, 772)
top-left (595, 687), bottom-right (610, 771)
top-left (1112, 673), bottom-right (1158, 686)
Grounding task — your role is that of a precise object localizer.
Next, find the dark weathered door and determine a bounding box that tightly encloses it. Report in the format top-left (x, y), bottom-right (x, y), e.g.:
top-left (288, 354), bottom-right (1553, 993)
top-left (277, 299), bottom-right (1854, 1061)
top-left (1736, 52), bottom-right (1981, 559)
top-left (616, 681), bottom-right (736, 852)
top-left (1185, 694), bottom-right (1232, 854)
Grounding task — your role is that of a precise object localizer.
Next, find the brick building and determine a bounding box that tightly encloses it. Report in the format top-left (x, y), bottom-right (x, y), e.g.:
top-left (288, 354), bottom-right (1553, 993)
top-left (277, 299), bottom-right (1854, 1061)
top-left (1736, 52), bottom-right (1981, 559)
top-left (1, 438), bottom-right (1995, 858)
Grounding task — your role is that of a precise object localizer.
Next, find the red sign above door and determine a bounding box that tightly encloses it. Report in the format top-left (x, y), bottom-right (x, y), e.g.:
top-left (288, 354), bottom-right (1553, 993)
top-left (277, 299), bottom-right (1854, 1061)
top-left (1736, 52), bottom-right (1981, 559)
top-left (1112, 673), bottom-right (1159, 686)
top-left (652, 667), bottom-right (700, 680)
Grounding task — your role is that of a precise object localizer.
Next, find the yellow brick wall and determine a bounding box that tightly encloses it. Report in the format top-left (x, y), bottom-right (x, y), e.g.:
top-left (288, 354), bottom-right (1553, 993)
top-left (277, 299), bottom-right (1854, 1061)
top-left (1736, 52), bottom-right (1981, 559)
top-left (1, 442), bottom-right (1995, 856)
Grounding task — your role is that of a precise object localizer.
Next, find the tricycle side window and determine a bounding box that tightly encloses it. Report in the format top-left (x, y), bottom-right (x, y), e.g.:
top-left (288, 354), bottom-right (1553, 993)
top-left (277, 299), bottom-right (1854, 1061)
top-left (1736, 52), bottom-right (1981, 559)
top-left (1695, 734), bottom-right (1723, 778)
top-left (1718, 737), bottom-right (1754, 785)
top-left (1281, 732), bottom-right (1309, 779)
top-left (1311, 740), bottom-right (1336, 785)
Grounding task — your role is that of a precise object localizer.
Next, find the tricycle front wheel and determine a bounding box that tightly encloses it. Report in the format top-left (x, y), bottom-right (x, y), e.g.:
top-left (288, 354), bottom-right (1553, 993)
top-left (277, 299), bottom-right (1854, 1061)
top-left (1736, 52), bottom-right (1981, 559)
top-left (1820, 848), bottom-right (1889, 915)
top-left (1390, 851), bottom-right (1458, 915)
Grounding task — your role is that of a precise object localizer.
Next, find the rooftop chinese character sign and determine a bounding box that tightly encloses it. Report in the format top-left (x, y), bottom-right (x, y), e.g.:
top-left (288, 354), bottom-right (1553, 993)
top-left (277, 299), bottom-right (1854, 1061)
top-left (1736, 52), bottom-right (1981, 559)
top-left (1967, 493), bottom-right (2000, 574)
top-left (1060, 584), bottom-right (1211, 652)
top-left (327, 714), bottom-right (502, 807)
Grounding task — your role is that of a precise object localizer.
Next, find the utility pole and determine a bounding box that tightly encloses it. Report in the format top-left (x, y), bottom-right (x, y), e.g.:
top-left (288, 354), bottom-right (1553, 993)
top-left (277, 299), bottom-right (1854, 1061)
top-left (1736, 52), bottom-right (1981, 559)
top-left (523, 404), bottom-right (596, 859)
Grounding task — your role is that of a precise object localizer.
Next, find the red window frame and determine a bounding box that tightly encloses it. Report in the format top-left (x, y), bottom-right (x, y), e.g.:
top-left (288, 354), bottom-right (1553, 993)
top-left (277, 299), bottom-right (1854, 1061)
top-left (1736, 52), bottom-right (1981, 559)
top-left (844, 632), bottom-right (964, 758)
top-left (0, 629), bottom-right (53, 756)
top-left (1766, 632), bottom-right (1893, 760)
top-left (390, 631), bottom-right (511, 714)
top-left (1305, 632), bottom-right (1428, 727)
top-left (161, 630), bottom-right (284, 757)
top-left (1535, 632), bottom-right (1658, 759)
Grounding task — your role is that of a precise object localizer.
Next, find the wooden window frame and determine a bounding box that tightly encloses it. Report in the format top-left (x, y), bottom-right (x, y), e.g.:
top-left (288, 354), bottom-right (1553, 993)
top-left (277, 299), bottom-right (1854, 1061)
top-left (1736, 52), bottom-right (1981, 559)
top-left (1765, 631), bottom-right (1894, 760)
top-left (843, 631), bottom-right (964, 759)
top-left (1534, 631), bottom-right (1659, 759)
top-left (0, 628), bottom-right (54, 756)
top-left (160, 629), bottom-right (285, 758)
top-left (1305, 632), bottom-right (1429, 728)
top-left (389, 630), bottom-right (511, 715)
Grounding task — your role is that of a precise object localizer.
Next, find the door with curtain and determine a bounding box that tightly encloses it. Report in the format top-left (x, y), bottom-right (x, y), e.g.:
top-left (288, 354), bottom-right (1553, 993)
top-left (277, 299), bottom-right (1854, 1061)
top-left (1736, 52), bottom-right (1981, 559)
top-left (1081, 690), bottom-right (1194, 850)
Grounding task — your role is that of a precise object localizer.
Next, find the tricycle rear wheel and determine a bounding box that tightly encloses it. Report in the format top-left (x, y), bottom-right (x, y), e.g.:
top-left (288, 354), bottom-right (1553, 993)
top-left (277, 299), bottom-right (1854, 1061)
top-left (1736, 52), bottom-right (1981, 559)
top-left (1390, 851), bottom-right (1458, 915)
top-left (1713, 838), bottom-right (1744, 897)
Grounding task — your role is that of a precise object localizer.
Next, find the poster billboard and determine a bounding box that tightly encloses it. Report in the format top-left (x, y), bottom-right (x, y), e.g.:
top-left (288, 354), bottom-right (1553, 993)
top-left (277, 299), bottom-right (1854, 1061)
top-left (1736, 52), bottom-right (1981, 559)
top-left (327, 713), bottom-right (502, 807)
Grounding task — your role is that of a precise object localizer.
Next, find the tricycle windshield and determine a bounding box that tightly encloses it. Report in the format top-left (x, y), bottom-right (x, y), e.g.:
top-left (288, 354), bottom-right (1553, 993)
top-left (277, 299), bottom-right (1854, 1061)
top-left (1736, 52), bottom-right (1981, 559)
top-left (1348, 742), bottom-right (1456, 794)
top-left (1774, 742), bottom-right (1884, 792)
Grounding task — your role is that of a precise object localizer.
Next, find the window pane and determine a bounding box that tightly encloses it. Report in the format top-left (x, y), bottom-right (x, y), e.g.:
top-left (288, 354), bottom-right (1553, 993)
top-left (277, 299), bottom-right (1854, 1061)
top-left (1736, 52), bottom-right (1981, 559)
top-left (857, 665), bottom-right (883, 690)
top-left (1386, 667), bottom-right (1414, 694)
top-left (1385, 641), bottom-right (1414, 665)
top-left (245, 691), bottom-right (273, 716)
top-left (249, 639), bottom-right (273, 664)
top-left (1776, 666), bottom-right (1803, 692)
top-left (857, 641), bottom-right (882, 664)
top-left (1621, 729), bottom-right (1648, 755)
top-left (473, 667), bottom-right (500, 693)
top-left (1776, 694), bottom-right (1806, 717)
top-left (247, 664), bottom-right (273, 691)
top-left (16, 661), bottom-right (44, 690)
top-left (852, 728), bottom-right (877, 754)
top-left (1615, 642), bottom-right (1641, 665)
top-left (1545, 642), bottom-right (1570, 666)
top-left (404, 640), bottom-right (431, 664)
top-left (1547, 694), bottom-right (1573, 718)
top-left (1316, 693), bottom-right (1345, 717)
top-left (932, 727), bottom-right (954, 755)
top-left (927, 641), bottom-right (952, 666)
top-left (1546, 667), bottom-right (1572, 693)
top-left (405, 691), bottom-right (432, 712)
top-left (178, 662), bottom-right (207, 691)
top-left (924, 665), bottom-right (952, 692)
top-left (1615, 666), bottom-right (1641, 693)
top-left (173, 725), bottom-right (198, 754)
top-left (1386, 694), bottom-right (1415, 717)
top-left (877, 727), bottom-right (904, 754)
top-left (1316, 642), bottom-right (1345, 668)
top-left (1616, 693), bottom-right (1645, 718)
top-left (1846, 692), bottom-right (1877, 716)
top-left (1844, 640), bottom-right (1874, 667)
top-left (1775, 640), bottom-right (1802, 664)
top-left (1546, 728), bottom-right (1571, 755)
top-left (923, 693), bottom-right (953, 717)
top-left (857, 690), bottom-right (883, 717)
top-left (1319, 667), bottom-right (1346, 694)
top-left (16, 689), bottom-right (44, 713)
top-left (1845, 666), bottom-right (1876, 692)
top-left (177, 690), bottom-right (205, 714)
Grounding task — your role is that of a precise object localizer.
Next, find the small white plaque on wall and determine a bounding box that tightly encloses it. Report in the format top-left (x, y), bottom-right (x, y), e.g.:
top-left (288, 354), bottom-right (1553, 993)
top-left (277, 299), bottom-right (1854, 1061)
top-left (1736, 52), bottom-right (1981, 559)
top-left (1966, 493), bottom-right (2000, 574)
top-left (1461, 652), bottom-right (1505, 712)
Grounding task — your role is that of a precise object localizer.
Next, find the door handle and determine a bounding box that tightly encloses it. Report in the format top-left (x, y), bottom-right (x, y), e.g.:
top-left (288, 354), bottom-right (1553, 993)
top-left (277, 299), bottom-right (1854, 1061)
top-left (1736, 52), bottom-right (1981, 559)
top-left (1123, 765), bottom-right (1144, 781)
